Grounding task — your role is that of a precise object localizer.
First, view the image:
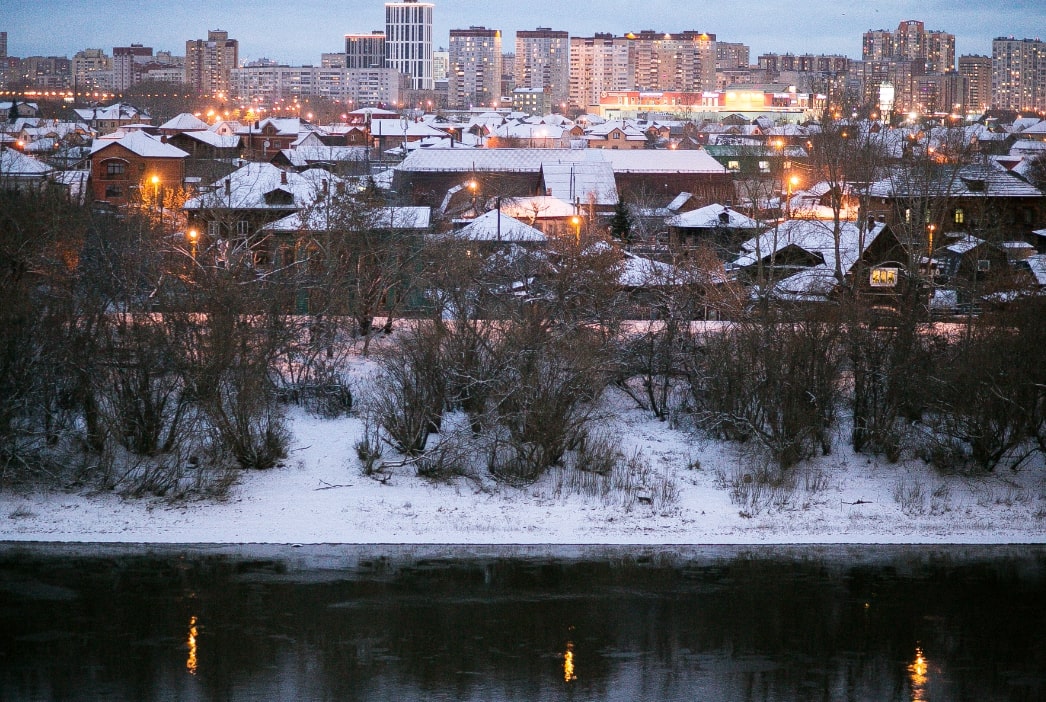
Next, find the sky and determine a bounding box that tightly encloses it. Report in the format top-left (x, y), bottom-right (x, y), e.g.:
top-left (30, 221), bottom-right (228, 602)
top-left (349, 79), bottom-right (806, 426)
top-left (2, 0), bottom-right (1044, 66)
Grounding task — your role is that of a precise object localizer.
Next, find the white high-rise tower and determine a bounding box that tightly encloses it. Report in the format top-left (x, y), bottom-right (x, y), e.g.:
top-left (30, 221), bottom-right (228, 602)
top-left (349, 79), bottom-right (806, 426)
top-left (385, 0), bottom-right (434, 91)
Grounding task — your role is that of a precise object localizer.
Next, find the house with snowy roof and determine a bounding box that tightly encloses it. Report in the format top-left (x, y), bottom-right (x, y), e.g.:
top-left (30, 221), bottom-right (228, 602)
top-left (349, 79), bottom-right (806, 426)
top-left (158, 113), bottom-right (210, 136)
top-left (866, 161), bottom-right (1045, 245)
top-left (0, 148), bottom-right (54, 191)
top-left (74, 103), bottom-right (151, 134)
top-left (730, 219), bottom-right (905, 303)
top-left (89, 130), bottom-right (188, 206)
top-left (182, 162), bottom-right (346, 251)
top-left (394, 147), bottom-right (732, 210)
top-left (666, 203), bottom-right (762, 254)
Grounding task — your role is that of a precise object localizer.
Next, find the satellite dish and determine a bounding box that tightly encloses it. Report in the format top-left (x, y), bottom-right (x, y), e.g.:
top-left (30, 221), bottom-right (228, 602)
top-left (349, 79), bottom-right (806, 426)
top-left (263, 140), bottom-right (271, 148)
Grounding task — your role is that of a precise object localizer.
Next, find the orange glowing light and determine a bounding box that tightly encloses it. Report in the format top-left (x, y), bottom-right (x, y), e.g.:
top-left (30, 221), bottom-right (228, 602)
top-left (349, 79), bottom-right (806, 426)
top-left (563, 642), bottom-right (577, 682)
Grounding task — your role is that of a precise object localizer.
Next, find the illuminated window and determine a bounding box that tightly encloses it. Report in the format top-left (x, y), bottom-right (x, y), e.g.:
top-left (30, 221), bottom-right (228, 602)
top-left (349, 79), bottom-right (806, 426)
top-left (954, 208), bottom-right (964, 224)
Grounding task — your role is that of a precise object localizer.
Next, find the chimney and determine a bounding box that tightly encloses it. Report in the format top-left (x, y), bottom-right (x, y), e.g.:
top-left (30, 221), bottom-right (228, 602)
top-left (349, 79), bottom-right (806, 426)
top-left (281, 170), bottom-right (288, 185)
top-left (322, 179), bottom-right (328, 194)
top-left (867, 215), bottom-right (876, 230)
top-left (224, 178), bottom-right (231, 196)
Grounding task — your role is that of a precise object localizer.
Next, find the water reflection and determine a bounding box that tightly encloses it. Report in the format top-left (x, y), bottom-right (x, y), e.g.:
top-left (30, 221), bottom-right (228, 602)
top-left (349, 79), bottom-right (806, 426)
top-left (187, 615), bottom-right (199, 676)
top-left (0, 545), bottom-right (1042, 702)
top-left (563, 641), bottom-right (577, 683)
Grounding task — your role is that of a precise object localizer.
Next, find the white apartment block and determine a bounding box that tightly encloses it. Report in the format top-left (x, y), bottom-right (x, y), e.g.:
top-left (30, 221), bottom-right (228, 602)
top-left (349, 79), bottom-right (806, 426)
top-left (385, 1), bottom-right (433, 90)
top-left (230, 64), bottom-right (411, 106)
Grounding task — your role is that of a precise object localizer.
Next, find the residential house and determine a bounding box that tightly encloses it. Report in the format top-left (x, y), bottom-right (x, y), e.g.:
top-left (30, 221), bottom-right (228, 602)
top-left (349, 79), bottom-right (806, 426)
top-left (730, 219), bottom-right (905, 303)
top-left (74, 103), bottom-right (151, 135)
top-left (89, 130), bottom-right (188, 207)
top-left (182, 162), bottom-right (346, 263)
top-left (0, 148), bottom-right (54, 191)
top-left (666, 203), bottom-right (762, 255)
top-left (260, 204), bottom-right (431, 313)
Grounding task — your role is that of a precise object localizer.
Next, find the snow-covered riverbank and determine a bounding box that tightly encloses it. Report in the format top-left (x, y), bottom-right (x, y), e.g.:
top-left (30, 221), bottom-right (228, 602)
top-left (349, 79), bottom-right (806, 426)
top-left (3, 389), bottom-right (1043, 545)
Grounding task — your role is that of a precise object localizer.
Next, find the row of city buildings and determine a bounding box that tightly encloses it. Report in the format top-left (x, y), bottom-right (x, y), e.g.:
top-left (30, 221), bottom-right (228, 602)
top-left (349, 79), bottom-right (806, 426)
top-left (2, 7), bottom-right (1045, 116)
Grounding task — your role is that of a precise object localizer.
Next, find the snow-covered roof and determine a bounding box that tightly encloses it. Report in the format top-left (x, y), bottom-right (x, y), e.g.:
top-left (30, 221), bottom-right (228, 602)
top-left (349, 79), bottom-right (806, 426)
top-left (733, 219), bottom-right (889, 275)
top-left (74, 102), bottom-right (148, 122)
top-left (90, 130), bottom-right (189, 158)
top-left (770, 264), bottom-right (840, 302)
top-left (177, 130), bottom-right (241, 149)
top-left (942, 234), bottom-right (985, 256)
top-left (541, 161), bottom-right (618, 206)
top-left (235, 118), bottom-right (303, 137)
top-left (369, 120), bottom-right (450, 139)
top-left (618, 252), bottom-right (679, 287)
top-left (667, 204), bottom-right (761, 229)
top-left (397, 147), bottom-right (726, 175)
top-left (868, 162), bottom-right (1043, 199)
top-left (183, 163), bottom-right (342, 211)
top-left (1023, 255), bottom-right (1046, 286)
top-left (277, 146), bottom-right (371, 168)
top-left (0, 148), bottom-right (53, 176)
top-left (448, 210), bottom-right (547, 242)
top-left (159, 113), bottom-right (209, 131)
top-left (261, 205), bottom-right (431, 232)
top-left (498, 196), bottom-right (577, 220)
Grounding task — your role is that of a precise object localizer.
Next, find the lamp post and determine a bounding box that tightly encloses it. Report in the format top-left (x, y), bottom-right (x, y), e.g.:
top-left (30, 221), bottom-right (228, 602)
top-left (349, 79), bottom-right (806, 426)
top-left (151, 175), bottom-right (162, 227)
top-left (786, 175), bottom-right (799, 219)
top-left (571, 215), bottom-right (581, 244)
top-left (187, 228), bottom-right (198, 261)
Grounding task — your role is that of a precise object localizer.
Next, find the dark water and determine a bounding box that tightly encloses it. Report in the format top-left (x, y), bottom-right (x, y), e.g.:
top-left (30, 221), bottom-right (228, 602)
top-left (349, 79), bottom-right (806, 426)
top-left (0, 544), bottom-right (1043, 701)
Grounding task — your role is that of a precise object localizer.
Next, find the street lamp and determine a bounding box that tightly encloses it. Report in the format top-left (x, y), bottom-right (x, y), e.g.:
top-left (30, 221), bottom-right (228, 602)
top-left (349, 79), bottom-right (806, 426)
top-left (786, 175), bottom-right (799, 218)
top-left (571, 215), bottom-right (581, 243)
top-left (151, 175), bottom-right (163, 226)
top-left (187, 228), bottom-right (198, 261)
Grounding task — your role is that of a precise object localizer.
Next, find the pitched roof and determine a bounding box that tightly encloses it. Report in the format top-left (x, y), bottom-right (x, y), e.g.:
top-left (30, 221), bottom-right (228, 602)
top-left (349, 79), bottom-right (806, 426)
top-left (90, 130), bottom-right (189, 158)
top-left (667, 203), bottom-right (761, 229)
top-left (0, 148), bottom-right (53, 176)
top-left (540, 161), bottom-right (618, 205)
top-left (447, 210), bottom-right (547, 242)
top-left (397, 147), bottom-right (727, 180)
top-left (733, 219), bottom-right (889, 275)
top-left (159, 113), bottom-right (209, 131)
top-left (498, 195), bottom-right (577, 219)
top-left (177, 130), bottom-right (241, 149)
top-left (261, 205), bottom-right (431, 232)
top-left (276, 146), bottom-right (371, 168)
top-left (183, 162), bottom-right (342, 211)
top-left (868, 161), bottom-right (1043, 199)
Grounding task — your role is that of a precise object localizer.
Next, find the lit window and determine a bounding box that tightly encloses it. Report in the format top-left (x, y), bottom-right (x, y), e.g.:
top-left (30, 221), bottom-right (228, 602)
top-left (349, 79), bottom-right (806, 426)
top-left (954, 208), bottom-right (964, 224)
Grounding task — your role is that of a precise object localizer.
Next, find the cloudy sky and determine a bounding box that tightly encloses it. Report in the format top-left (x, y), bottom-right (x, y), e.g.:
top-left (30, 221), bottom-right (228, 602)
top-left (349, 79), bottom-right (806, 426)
top-left (3, 0), bottom-right (1043, 64)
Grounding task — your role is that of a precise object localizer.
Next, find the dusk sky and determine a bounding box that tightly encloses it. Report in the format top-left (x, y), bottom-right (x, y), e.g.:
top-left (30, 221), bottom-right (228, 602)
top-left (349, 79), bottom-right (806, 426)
top-left (3, 0), bottom-right (1043, 65)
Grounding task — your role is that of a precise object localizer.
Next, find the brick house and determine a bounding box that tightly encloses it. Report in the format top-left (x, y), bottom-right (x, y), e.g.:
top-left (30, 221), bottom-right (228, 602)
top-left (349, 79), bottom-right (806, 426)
top-left (89, 130), bottom-right (188, 207)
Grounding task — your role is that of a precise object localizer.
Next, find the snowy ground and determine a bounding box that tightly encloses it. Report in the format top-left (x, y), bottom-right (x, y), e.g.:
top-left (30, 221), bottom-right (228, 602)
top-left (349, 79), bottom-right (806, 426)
top-left (2, 386), bottom-right (1044, 545)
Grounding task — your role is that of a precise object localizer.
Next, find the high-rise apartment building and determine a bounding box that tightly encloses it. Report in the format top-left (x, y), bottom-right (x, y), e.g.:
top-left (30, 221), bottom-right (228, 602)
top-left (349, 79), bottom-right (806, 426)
top-left (0, 32), bottom-right (7, 59)
top-left (992, 37), bottom-right (1046, 111)
top-left (569, 34), bottom-right (631, 109)
top-left (345, 32), bottom-right (386, 69)
top-left (72, 48), bottom-right (112, 91)
top-left (185, 30), bottom-right (238, 96)
top-left (716, 42), bottom-right (750, 70)
top-left (958, 54), bottom-right (992, 113)
top-left (448, 26), bottom-right (502, 108)
top-left (113, 44), bottom-right (152, 91)
top-left (628, 31), bottom-right (717, 93)
top-left (385, 0), bottom-right (433, 91)
top-left (862, 20), bottom-right (955, 74)
top-left (515, 28), bottom-right (570, 109)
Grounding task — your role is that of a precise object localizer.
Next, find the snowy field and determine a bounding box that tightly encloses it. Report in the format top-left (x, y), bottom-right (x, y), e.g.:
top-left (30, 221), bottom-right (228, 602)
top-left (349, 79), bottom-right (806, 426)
top-left (2, 385), bottom-right (1043, 546)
